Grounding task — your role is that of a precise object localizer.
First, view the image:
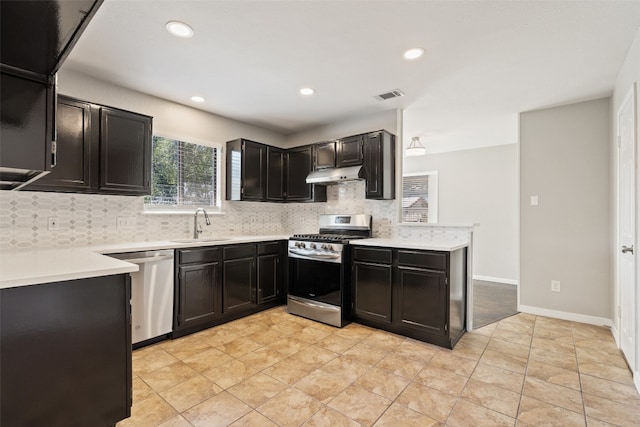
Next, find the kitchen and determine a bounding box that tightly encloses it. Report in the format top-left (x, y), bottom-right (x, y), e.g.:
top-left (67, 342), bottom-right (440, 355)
top-left (1, 1), bottom-right (640, 426)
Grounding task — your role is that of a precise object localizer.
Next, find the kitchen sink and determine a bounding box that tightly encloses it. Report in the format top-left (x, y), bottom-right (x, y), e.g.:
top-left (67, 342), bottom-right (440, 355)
top-left (169, 237), bottom-right (232, 243)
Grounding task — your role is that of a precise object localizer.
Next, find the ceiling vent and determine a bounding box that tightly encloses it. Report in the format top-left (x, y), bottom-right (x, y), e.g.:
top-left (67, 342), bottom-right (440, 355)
top-left (375, 89), bottom-right (405, 101)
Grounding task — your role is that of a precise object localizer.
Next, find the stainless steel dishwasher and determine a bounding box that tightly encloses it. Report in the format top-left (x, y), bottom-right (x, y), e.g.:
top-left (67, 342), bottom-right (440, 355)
top-left (108, 250), bottom-right (174, 346)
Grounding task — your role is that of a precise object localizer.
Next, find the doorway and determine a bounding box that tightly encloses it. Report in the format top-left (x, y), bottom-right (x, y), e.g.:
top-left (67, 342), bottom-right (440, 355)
top-left (473, 279), bottom-right (518, 328)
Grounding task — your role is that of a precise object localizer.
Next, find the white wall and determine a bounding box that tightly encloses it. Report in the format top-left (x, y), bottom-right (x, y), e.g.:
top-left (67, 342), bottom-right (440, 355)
top-left (285, 110), bottom-right (398, 148)
top-left (611, 28), bottom-right (640, 383)
top-left (57, 68), bottom-right (287, 148)
top-left (520, 97), bottom-right (611, 322)
top-left (404, 144), bottom-right (518, 282)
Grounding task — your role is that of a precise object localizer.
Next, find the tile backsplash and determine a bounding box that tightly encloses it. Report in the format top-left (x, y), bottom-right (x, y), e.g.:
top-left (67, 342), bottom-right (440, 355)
top-left (0, 181), bottom-right (470, 251)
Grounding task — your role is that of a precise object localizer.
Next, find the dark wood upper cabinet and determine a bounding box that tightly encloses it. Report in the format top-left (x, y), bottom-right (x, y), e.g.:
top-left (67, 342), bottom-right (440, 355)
top-left (336, 134), bottom-right (363, 167)
top-left (363, 130), bottom-right (395, 200)
top-left (99, 107), bottom-right (152, 195)
top-left (266, 146), bottom-right (286, 201)
top-left (226, 138), bottom-right (266, 201)
top-left (0, 70), bottom-right (55, 189)
top-left (314, 141), bottom-right (336, 170)
top-left (24, 96), bottom-right (152, 195)
top-left (0, 0), bottom-right (103, 76)
top-left (0, 0), bottom-right (103, 189)
top-left (26, 96), bottom-right (92, 191)
top-left (286, 145), bottom-right (327, 202)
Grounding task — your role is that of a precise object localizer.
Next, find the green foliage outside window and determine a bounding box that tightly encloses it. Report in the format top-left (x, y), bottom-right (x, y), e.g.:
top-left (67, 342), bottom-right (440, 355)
top-left (145, 136), bottom-right (218, 207)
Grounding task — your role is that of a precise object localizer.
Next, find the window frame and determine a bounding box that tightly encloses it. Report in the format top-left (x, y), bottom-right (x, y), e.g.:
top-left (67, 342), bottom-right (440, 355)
top-left (401, 171), bottom-right (439, 224)
top-left (143, 134), bottom-right (223, 214)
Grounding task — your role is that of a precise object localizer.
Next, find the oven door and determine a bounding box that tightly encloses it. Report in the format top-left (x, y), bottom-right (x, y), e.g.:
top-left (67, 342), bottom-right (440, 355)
top-left (288, 256), bottom-right (342, 306)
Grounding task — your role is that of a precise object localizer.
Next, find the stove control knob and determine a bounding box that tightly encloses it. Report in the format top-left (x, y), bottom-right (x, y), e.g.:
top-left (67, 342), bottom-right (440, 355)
top-left (310, 243), bottom-right (316, 249)
top-left (320, 244), bottom-right (327, 250)
top-left (300, 242), bottom-right (306, 249)
top-left (326, 245), bottom-right (334, 252)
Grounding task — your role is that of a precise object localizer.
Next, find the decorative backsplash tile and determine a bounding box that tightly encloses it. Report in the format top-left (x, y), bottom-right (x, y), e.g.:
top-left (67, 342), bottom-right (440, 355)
top-left (0, 181), bottom-right (471, 251)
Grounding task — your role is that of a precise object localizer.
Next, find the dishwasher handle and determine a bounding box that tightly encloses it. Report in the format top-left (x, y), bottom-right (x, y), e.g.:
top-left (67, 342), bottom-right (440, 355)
top-left (107, 250), bottom-right (174, 265)
top-left (125, 254), bottom-right (174, 264)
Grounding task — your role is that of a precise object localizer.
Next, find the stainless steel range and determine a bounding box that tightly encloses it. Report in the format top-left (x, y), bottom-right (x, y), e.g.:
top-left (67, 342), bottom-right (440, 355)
top-left (287, 214), bottom-right (372, 327)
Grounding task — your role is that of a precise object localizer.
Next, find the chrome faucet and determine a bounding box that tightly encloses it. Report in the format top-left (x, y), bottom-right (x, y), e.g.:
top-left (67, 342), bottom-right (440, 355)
top-left (193, 208), bottom-right (211, 239)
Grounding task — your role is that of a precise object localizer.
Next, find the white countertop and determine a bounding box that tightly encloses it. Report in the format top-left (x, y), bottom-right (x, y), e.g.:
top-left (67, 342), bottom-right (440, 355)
top-left (90, 235), bottom-right (289, 254)
top-left (0, 235), bottom-right (289, 290)
top-left (0, 234), bottom-right (469, 289)
top-left (0, 248), bottom-right (139, 289)
top-left (350, 238), bottom-right (469, 252)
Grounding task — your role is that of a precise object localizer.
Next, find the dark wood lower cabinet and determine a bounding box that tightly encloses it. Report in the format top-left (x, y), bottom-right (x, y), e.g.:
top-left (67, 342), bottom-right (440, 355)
top-left (351, 245), bottom-right (467, 349)
top-left (353, 261), bottom-right (393, 323)
top-left (174, 241), bottom-right (285, 338)
top-left (0, 275), bottom-right (132, 427)
top-left (397, 267), bottom-right (447, 336)
top-left (178, 262), bottom-right (221, 328)
top-left (223, 256), bottom-right (256, 314)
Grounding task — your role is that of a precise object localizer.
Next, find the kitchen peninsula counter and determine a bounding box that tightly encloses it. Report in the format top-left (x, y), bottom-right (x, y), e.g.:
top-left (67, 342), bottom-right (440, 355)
top-left (0, 235), bottom-right (289, 289)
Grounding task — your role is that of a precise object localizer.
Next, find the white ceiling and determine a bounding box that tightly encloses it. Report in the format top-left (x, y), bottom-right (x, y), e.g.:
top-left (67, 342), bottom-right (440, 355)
top-left (65, 0), bottom-right (640, 139)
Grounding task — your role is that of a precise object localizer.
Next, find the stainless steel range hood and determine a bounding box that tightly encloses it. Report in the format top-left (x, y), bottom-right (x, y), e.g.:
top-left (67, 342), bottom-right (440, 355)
top-left (305, 165), bottom-right (364, 185)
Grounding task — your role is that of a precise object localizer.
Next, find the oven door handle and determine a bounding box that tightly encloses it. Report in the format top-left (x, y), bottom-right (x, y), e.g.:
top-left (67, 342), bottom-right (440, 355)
top-left (288, 249), bottom-right (342, 261)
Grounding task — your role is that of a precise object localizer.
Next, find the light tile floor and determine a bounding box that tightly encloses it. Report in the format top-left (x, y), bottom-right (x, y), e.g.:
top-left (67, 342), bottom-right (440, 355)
top-left (118, 306), bottom-right (640, 427)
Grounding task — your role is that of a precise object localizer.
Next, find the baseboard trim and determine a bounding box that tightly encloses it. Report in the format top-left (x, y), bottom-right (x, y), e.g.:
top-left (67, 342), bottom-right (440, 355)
top-left (518, 304), bottom-right (613, 327)
top-left (612, 324), bottom-right (620, 348)
top-left (473, 275), bottom-right (518, 285)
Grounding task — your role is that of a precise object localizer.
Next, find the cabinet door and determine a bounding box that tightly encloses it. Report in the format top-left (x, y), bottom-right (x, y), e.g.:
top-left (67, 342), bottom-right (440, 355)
top-left (242, 140), bottom-right (266, 201)
top-left (27, 96), bottom-right (92, 191)
top-left (266, 146), bottom-right (286, 201)
top-left (0, 71), bottom-right (54, 175)
top-left (286, 145), bottom-right (313, 201)
top-left (257, 253), bottom-right (281, 304)
top-left (352, 261), bottom-right (393, 323)
top-left (336, 135), bottom-right (363, 167)
top-left (99, 107), bottom-right (151, 195)
top-left (0, 274), bottom-right (131, 427)
top-left (396, 267), bottom-right (447, 336)
top-left (177, 262), bottom-right (220, 328)
top-left (223, 257), bottom-right (256, 313)
top-left (314, 141), bottom-right (336, 169)
top-left (363, 132), bottom-right (383, 198)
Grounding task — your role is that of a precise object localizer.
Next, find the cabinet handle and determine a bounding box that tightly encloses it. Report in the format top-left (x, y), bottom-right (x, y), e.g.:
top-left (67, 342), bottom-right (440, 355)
top-left (51, 140), bottom-right (57, 168)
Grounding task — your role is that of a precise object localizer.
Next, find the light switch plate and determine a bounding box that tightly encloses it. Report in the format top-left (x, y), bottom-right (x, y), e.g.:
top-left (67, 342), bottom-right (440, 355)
top-left (530, 195), bottom-right (539, 206)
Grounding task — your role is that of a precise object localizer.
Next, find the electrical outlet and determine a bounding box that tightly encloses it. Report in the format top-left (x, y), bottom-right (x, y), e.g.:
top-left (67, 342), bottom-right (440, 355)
top-left (116, 216), bottom-right (135, 229)
top-left (530, 195), bottom-right (539, 206)
top-left (551, 280), bottom-right (561, 292)
top-left (48, 217), bottom-right (59, 231)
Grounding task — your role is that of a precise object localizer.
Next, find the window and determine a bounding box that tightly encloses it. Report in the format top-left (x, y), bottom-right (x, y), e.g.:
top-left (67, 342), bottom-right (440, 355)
top-left (144, 136), bottom-right (221, 210)
top-left (402, 171), bottom-right (438, 223)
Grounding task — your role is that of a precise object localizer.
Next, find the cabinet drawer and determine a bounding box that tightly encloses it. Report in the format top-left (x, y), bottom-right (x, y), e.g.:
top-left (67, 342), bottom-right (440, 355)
top-left (352, 247), bottom-right (392, 264)
top-left (224, 244), bottom-right (256, 260)
top-left (178, 247), bottom-right (221, 264)
top-left (258, 241), bottom-right (281, 256)
top-left (398, 250), bottom-right (447, 270)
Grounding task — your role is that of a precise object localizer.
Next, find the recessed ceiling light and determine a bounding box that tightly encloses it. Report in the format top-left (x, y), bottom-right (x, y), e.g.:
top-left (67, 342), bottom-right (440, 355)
top-left (166, 21), bottom-right (194, 38)
top-left (190, 96), bottom-right (205, 103)
top-left (300, 87), bottom-right (315, 96)
top-left (403, 47), bottom-right (425, 60)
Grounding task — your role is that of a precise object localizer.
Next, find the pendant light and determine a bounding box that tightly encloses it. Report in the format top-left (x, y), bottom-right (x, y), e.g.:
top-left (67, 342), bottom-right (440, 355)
top-left (406, 136), bottom-right (426, 156)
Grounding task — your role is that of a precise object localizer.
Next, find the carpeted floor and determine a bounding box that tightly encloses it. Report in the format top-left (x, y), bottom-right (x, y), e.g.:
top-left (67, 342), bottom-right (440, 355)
top-left (473, 280), bottom-right (518, 328)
